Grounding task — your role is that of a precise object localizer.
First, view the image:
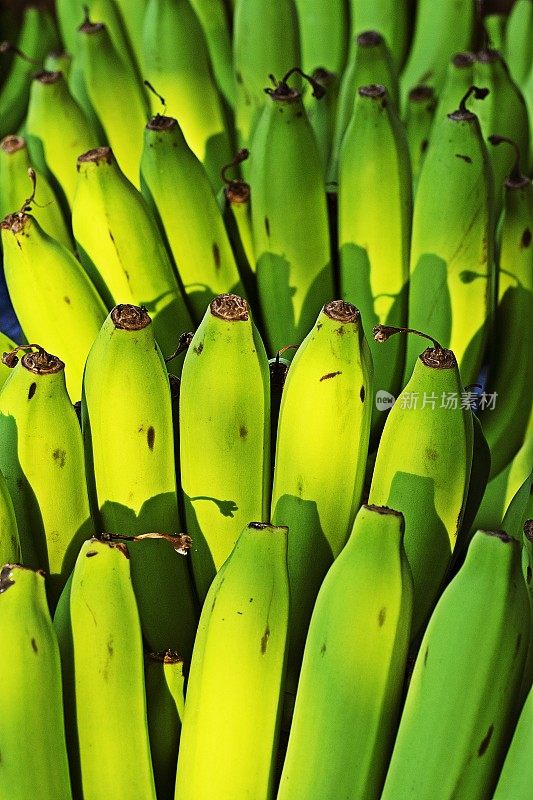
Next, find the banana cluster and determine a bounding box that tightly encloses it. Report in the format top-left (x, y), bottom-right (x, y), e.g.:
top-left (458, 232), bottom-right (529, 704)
top-left (0, 0), bottom-right (532, 798)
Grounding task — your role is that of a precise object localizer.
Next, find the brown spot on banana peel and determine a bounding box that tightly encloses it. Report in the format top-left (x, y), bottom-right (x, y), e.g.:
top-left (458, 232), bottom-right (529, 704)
top-left (320, 371), bottom-right (341, 381)
top-left (28, 382), bottom-right (36, 400)
top-left (31, 638), bottom-right (38, 652)
top-left (521, 228), bottom-right (531, 248)
top-left (239, 425), bottom-right (247, 438)
top-left (423, 647), bottom-right (429, 666)
top-left (320, 643), bottom-right (326, 655)
top-left (378, 607), bottom-right (386, 626)
top-left (360, 386), bottom-right (365, 402)
top-left (477, 724), bottom-right (494, 756)
top-left (53, 448), bottom-right (66, 467)
top-left (264, 217), bottom-right (270, 236)
top-left (514, 633), bottom-right (522, 659)
top-left (212, 242), bottom-right (221, 269)
top-left (193, 342), bottom-right (204, 355)
top-left (261, 625), bottom-right (270, 654)
top-left (147, 426), bottom-right (155, 450)
top-left (455, 154), bottom-right (472, 163)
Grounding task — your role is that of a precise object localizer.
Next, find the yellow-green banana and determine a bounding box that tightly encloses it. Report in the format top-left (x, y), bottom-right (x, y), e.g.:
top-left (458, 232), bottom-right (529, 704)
top-left (0, 564), bottom-right (72, 800)
top-left (271, 301), bottom-right (373, 695)
top-left (140, 116), bottom-right (244, 325)
top-left (174, 522), bottom-right (289, 800)
top-left (505, 0), bottom-right (533, 85)
top-left (189, 0), bottom-right (236, 108)
top-left (278, 504), bottom-right (412, 800)
top-left (248, 71), bottom-right (334, 354)
top-left (405, 84), bottom-right (436, 192)
top-left (306, 67), bottom-right (339, 173)
top-left (380, 529), bottom-right (530, 800)
top-left (430, 51), bottom-right (475, 143)
top-left (0, 208), bottom-right (107, 400)
top-left (492, 682), bottom-right (533, 800)
top-left (72, 146), bottom-right (193, 354)
top-left (350, 0), bottom-right (410, 70)
top-left (179, 294), bottom-right (270, 601)
top-left (338, 84), bottom-right (411, 441)
top-left (293, 0), bottom-right (348, 75)
top-left (0, 465), bottom-right (20, 566)
top-left (369, 327), bottom-right (473, 639)
top-left (404, 86), bottom-right (494, 388)
top-left (220, 155), bottom-right (257, 308)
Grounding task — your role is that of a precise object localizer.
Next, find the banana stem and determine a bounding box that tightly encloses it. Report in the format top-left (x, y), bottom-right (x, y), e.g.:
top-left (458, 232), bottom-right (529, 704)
top-left (2, 343), bottom-right (48, 369)
top-left (221, 149), bottom-right (249, 185)
top-left (164, 332), bottom-right (194, 363)
top-left (457, 85), bottom-right (489, 113)
top-left (373, 324), bottom-right (443, 350)
top-left (266, 67), bottom-right (325, 99)
top-left (488, 134), bottom-right (523, 182)
top-left (144, 80), bottom-right (166, 113)
top-left (0, 41), bottom-right (41, 65)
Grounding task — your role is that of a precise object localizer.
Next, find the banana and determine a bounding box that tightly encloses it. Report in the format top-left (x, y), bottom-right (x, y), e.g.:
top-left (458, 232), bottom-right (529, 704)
top-left (0, 134), bottom-right (72, 249)
top-left (142, 0), bottom-right (233, 191)
top-left (112, 0), bottom-right (147, 70)
top-left (271, 301), bottom-right (373, 696)
top-left (0, 7), bottom-right (59, 139)
top-left (140, 116), bottom-right (244, 325)
top-left (189, 0), bottom-right (236, 108)
top-left (72, 145), bottom-right (193, 354)
top-left (350, 0), bottom-right (410, 70)
top-left (306, 67), bottom-right (339, 173)
top-left (174, 521), bottom-right (289, 800)
top-left (399, 0), bottom-right (475, 110)
top-left (233, 0), bottom-right (300, 148)
top-left (369, 326), bottom-right (473, 639)
top-left (248, 71), bottom-right (334, 354)
top-left (403, 86), bottom-right (494, 389)
top-left (405, 84), bottom-right (436, 192)
top-left (59, 537), bottom-right (157, 800)
top-left (220, 152), bottom-right (257, 308)
top-left (479, 137), bottom-right (533, 478)
top-left (474, 48), bottom-right (530, 218)
top-left (338, 84), bottom-right (411, 442)
top-left (380, 529), bottom-right (530, 800)
top-left (278, 504), bottom-right (412, 800)
top-left (26, 69), bottom-right (100, 209)
top-left (0, 564), bottom-right (72, 800)
top-left (505, 0), bottom-right (533, 85)
top-left (1, 204), bottom-right (107, 401)
top-left (293, 0), bottom-right (348, 75)
top-left (145, 650), bottom-right (185, 800)
top-left (492, 682), bottom-right (533, 800)
top-left (82, 304), bottom-right (198, 655)
top-left (502, 471), bottom-right (533, 541)
top-left (179, 294), bottom-right (270, 601)
top-left (0, 466), bottom-right (20, 566)
top-left (329, 30), bottom-right (398, 186)
top-left (0, 345), bottom-right (94, 603)
top-left (483, 13), bottom-right (506, 52)
top-left (430, 52), bottom-right (475, 143)
top-left (77, 18), bottom-right (149, 186)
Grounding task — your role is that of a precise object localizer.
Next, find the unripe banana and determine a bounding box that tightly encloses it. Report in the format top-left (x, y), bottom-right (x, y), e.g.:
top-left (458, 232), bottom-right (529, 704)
top-left (502, 472), bottom-right (533, 541)
top-left (380, 529), bottom-right (530, 800)
top-left (492, 682), bottom-right (533, 800)
top-left (142, 0), bottom-right (233, 191)
top-left (248, 73), bottom-right (334, 354)
top-left (271, 301), bottom-right (373, 695)
top-left (293, 0), bottom-right (348, 75)
top-left (430, 52), bottom-right (476, 143)
top-left (338, 84), bottom-right (411, 440)
top-left (220, 161), bottom-right (257, 308)
top-left (0, 468), bottom-right (20, 566)
top-left (58, 538), bottom-right (157, 800)
top-left (73, 146), bottom-right (192, 354)
top-left (278, 504), bottom-right (412, 800)
top-left (505, 0), bottom-right (533, 85)
top-left (405, 84), bottom-right (436, 192)
top-left (77, 19), bottom-right (149, 186)
top-left (175, 522), bottom-right (289, 800)
top-left (0, 209), bottom-right (107, 400)
top-left (399, 0), bottom-right (475, 110)
top-left (179, 294), bottom-right (270, 601)
top-left (0, 564), bottom-right (72, 800)
top-left (369, 328), bottom-right (473, 639)
top-left (140, 116), bottom-right (244, 325)
top-left (233, 0), bottom-right (300, 147)
top-left (189, 0), bottom-right (236, 108)
top-left (82, 304), bottom-right (198, 655)
top-left (404, 87), bottom-right (494, 388)
top-left (350, 0), bottom-right (410, 69)
top-left (0, 134), bottom-right (72, 249)
top-left (306, 67), bottom-right (339, 172)
top-left (26, 69), bottom-right (100, 208)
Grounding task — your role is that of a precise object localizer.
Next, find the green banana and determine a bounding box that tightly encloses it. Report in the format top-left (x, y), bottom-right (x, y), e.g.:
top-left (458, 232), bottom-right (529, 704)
top-left (0, 564), bottom-right (72, 800)
top-left (404, 86), bottom-right (494, 388)
top-left (60, 537), bottom-right (157, 800)
top-left (26, 69), bottom-right (100, 209)
top-left (72, 145), bottom-right (193, 354)
top-left (0, 463), bottom-right (20, 566)
top-left (380, 529), bottom-right (530, 800)
top-left (474, 48), bottom-right (530, 218)
top-left (87, 0), bottom-right (142, 80)
top-left (293, 0), bottom-right (348, 75)
top-left (479, 137), bottom-right (533, 477)
top-left (0, 7), bottom-right (59, 139)
top-left (278, 504), bottom-right (412, 800)
top-left (140, 116), bottom-right (244, 325)
top-left (430, 51), bottom-right (476, 143)
top-left (179, 294), bottom-right (270, 601)
top-left (0, 207), bottom-right (107, 401)
top-left (0, 134), bottom-right (72, 250)
top-left (492, 682), bottom-right (533, 800)
top-left (399, 0), bottom-right (475, 110)
top-left (142, 0), bottom-right (233, 191)
top-left (0, 345), bottom-right (94, 602)
top-left (350, 0), bottom-right (410, 69)
top-left (189, 0), bottom-right (236, 108)
top-left (338, 83), bottom-right (411, 441)
top-left (174, 521), bottom-right (289, 800)
top-left (220, 154), bottom-right (257, 308)
top-left (248, 71), bottom-right (334, 354)
top-left (369, 326), bottom-right (473, 639)
top-left (55, 0), bottom-right (88, 55)
top-left (271, 301), bottom-right (373, 696)
top-left (405, 84), bottom-right (436, 192)
top-left (502, 471), bottom-right (533, 541)
top-left (82, 304), bottom-right (198, 656)
top-left (145, 650), bottom-right (185, 800)
top-left (113, 0), bottom-right (148, 70)
top-left (233, 0), bottom-right (300, 147)
top-left (306, 67), bottom-right (339, 173)
top-left (505, 0), bottom-right (533, 85)
top-left (483, 13), bottom-right (506, 52)
top-left (77, 19), bottom-right (149, 186)
top-left (329, 30), bottom-right (398, 186)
